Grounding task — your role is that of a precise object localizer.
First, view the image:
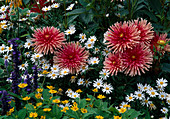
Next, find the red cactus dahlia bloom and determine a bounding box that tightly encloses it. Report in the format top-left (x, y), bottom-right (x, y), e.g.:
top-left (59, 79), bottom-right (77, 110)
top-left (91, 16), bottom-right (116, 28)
top-left (31, 27), bottom-right (66, 55)
top-left (133, 18), bottom-right (154, 45)
top-left (122, 44), bottom-right (153, 76)
top-left (53, 42), bottom-right (89, 74)
top-left (103, 53), bottom-right (124, 76)
top-left (105, 21), bottom-right (141, 53)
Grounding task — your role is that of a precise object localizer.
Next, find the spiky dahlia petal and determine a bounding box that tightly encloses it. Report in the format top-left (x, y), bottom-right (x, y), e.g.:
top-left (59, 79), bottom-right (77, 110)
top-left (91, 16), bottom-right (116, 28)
top-left (103, 53), bottom-right (124, 76)
top-left (133, 18), bottom-right (154, 45)
top-left (122, 44), bottom-right (153, 77)
top-left (105, 21), bottom-right (141, 53)
top-left (31, 26), bottom-right (66, 55)
top-left (53, 42), bottom-right (89, 74)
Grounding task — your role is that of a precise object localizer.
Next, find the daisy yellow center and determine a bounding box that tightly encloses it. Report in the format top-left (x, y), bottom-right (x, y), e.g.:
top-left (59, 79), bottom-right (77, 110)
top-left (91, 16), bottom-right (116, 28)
top-left (21, 64), bottom-right (25, 67)
top-left (4, 25), bottom-right (7, 28)
top-left (28, 43), bottom-right (31, 45)
top-left (88, 44), bottom-right (91, 47)
top-left (161, 95), bottom-right (164, 98)
top-left (53, 67), bottom-right (57, 70)
top-left (2, 8), bottom-right (5, 11)
top-left (103, 73), bottom-right (106, 76)
top-left (90, 39), bottom-right (94, 42)
top-left (120, 33), bottom-right (123, 38)
top-left (82, 66), bottom-right (86, 69)
top-left (163, 109), bottom-right (166, 112)
top-left (105, 50), bottom-right (109, 53)
top-left (160, 82), bottom-right (163, 85)
top-left (129, 97), bottom-right (132, 99)
top-left (64, 71), bottom-right (67, 74)
top-left (68, 31), bottom-right (71, 34)
top-left (1, 47), bottom-right (4, 51)
top-left (45, 8), bottom-right (48, 11)
top-left (36, 55), bottom-right (40, 58)
top-left (5, 56), bottom-right (8, 59)
top-left (93, 61), bottom-right (97, 63)
top-left (151, 92), bottom-right (155, 95)
top-left (52, 74), bottom-right (56, 77)
top-left (80, 81), bottom-right (83, 84)
top-left (97, 83), bottom-right (100, 86)
top-left (150, 103), bottom-right (154, 106)
top-left (74, 95), bottom-right (77, 97)
top-left (106, 87), bottom-right (109, 90)
top-left (55, 5), bottom-right (58, 7)
top-left (82, 36), bottom-right (84, 39)
top-left (138, 94), bottom-right (141, 97)
top-left (145, 100), bottom-right (148, 103)
top-left (85, 80), bottom-right (88, 84)
top-left (26, 52), bottom-right (29, 54)
top-left (45, 66), bottom-right (48, 69)
top-left (144, 87), bottom-right (147, 90)
top-left (9, 47), bottom-right (12, 50)
top-left (132, 56), bottom-right (136, 59)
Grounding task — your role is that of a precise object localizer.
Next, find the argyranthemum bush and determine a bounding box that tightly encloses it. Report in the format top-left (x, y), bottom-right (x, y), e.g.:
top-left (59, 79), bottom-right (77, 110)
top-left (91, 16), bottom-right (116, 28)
top-left (0, 0), bottom-right (169, 119)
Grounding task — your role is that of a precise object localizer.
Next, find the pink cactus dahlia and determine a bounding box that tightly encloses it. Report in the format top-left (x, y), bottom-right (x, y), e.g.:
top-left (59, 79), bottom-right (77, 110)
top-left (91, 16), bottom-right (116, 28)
top-left (103, 53), bottom-right (124, 76)
top-left (122, 44), bottom-right (153, 77)
top-left (53, 42), bottom-right (89, 74)
top-left (133, 18), bottom-right (154, 45)
top-left (105, 21), bottom-right (141, 53)
top-left (31, 27), bottom-right (66, 55)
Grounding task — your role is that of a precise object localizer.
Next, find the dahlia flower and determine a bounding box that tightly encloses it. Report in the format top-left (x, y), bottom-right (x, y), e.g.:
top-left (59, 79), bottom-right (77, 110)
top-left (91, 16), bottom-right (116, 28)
top-left (53, 42), bottom-right (89, 74)
top-left (133, 18), bottom-right (154, 45)
top-left (122, 44), bottom-right (153, 76)
top-left (103, 52), bottom-right (124, 76)
top-left (105, 21), bottom-right (141, 53)
top-left (31, 27), bottom-right (66, 55)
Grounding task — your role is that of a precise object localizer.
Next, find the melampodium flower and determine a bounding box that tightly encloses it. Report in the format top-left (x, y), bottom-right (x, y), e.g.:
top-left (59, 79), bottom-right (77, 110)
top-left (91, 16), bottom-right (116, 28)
top-left (54, 42), bottom-right (89, 74)
top-left (122, 44), bottom-right (153, 76)
top-left (6, 0), bottom-right (22, 8)
top-left (18, 83), bottom-right (28, 88)
top-left (103, 52), bottom-right (124, 76)
top-left (31, 27), bottom-right (66, 55)
top-left (105, 21), bottom-right (140, 53)
top-left (29, 112), bottom-right (38, 118)
top-left (133, 18), bottom-right (154, 45)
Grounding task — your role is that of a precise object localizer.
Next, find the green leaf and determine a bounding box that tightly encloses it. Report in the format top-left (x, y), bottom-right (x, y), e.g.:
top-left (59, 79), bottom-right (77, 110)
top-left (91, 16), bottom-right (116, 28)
top-left (0, 115), bottom-right (8, 119)
top-left (30, 13), bottom-right (39, 18)
top-left (43, 89), bottom-right (50, 101)
top-left (79, 0), bottom-right (88, 6)
top-left (148, 0), bottom-right (162, 14)
top-left (108, 107), bottom-right (119, 115)
top-left (68, 15), bottom-right (79, 24)
top-left (79, 99), bottom-right (86, 108)
top-left (25, 104), bottom-right (35, 111)
top-left (18, 109), bottom-right (27, 119)
top-left (23, 0), bottom-right (30, 4)
top-left (65, 8), bottom-right (86, 16)
top-left (20, 34), bottom-right (29, 38)
top-left (52, 104), bottom-right (62, 119)
top-left (0, 69), bottom-right (3, 75)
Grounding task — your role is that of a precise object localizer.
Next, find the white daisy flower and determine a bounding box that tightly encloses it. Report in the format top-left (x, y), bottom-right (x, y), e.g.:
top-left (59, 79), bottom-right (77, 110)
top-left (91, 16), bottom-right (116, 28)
top-left (158, 92), bottom-right (167, 100)
top-left (18, 62), bottom-right (28, 71)
top-left (48, 72), bottom-right (58, 79)
top-left (99, 69), bottom-right (109, 80)
top-left (31, 53), bottom-right (43, 63)
top-left (0, 44), bottom-right (6, 54)
top-left (120, 102), bottom-right (130, 109)
top-left (80, 65), bottom-right (88, 73)
top-left (125, 93), bottom-right (135, 102)
top-left (102, 83), bottom-right (114, 94)
top-left (147, 89), bottom-right (158, 97)
top-left (161, 107), bottom-right (168, 114)
top-left (102, 48), bottom-right (110, 56)
top-left (66, 4), bottom-right (75, 10)
top-left (0, 5), bottom-right (8, 13)
top-left (137, 83), bottom-right (144, 91)
top-left (71, 92), bottom-right (80, 99)
top-left (89, 57), bottom-right (100, 65)
top-left (51, 3), bottom-right (60, 8)
top-left (26, 10), bottom-right (31, 16)
top-left (60, 68), bottom-right (69, 75)
top-left (142, 84), bottom-right (150, 92)
top-left (19, 18), bottom-right (28, 21)
top-left (79, 33), bottom-right (86, 43)
top-left (51, 65), bottom-right (59, 73)
top-left (64, 29), bottom-right (72, 35)
top-left (5, 44), bottom-right (13, 54)
top-left (0, 13), bottom-right (6, 19)
top-left (42, 63), bottom-right (50, 70)
top-left (93, 47), bottom-right (100, 54)
top-left (135, 91), bottom-right (144, 100)
top-left (93, 79), bottom-right (103, 89)
top-left (24, 51), bottom-right (31, 58)
top-left (84, 79), bottom-right (92, 87)
top-left (141, 97), bottom-right (151, 107)
top-left (24, 39), bottom-right (32, 49)
top-left (156, 78), bottom-right (168, 87)
top-left (149, 103), bottom-right (156, 110)
top-left (77, 78), bottom-right (84, 86)
top-left (85, 41), bottom-right (94, 49)
top-left (3, 54), bottom-right (11, 62)
top-left (88, 36), bottom-right (97, 43)
top-left (166, 97), bottom-right (170, 105)
top-left (42, 6), bottom-right (51, 12)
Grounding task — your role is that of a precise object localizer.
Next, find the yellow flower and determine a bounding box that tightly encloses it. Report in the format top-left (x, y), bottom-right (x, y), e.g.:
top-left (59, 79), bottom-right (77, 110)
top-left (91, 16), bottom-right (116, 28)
top-left (22, 96), bottom-right (30, 101)
top-left (86, 98), bottom-right (91, 101)
top-left (71, 105), bottom-right (79, 111)
top-left (29, 112), bottom-right (38, 118)
top-left (35, 93), bottom-right (42, 99)
top-left (53, 99), bottom-right (60, 103)
top-left (40, 116), bottom-right (46, 119)
top-left (43, 108), bottom-right (51, 112)
top-left (123, 104), bottom-right (130, 108)
top-left (114, 116), bottom-right (122, 119)
top-left (6, 0), bottom-right (22, 8)
top-left (119, 108), bottom-right (126, 113)
top-left (61, 106), bottom-right (69, 112)
top-left (42, 70), bottom-right (49, 74)
top-left (49, 90), bottom-right (57, 94)
top-left (47, 86), bottom-right (55, 90)
top-left (76, 89), bottom-right (83, 93)
top-left (92, 88), bottom-right (98, 92)
top-left (97, 94), bottom-right (106, 99)
top-left (36, 102), bottom-right (43, 107)
top-left (95, 115), bottom-right (104, 119)
top-left (9, 107), bottom-right (14, 113)
top-left (18, 83), bottom-right (28, 88)
top-left (37, 88), bottom-right (43, 92)
top-left (62, 100), bottom-right (69, 104)
top-left (81, 108), bottom-right (87, 113)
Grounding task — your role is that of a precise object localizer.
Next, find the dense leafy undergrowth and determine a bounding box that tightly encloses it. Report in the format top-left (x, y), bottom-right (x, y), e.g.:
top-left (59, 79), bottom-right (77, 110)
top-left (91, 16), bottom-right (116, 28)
top-left (0, 0), bottom-right (170, 119)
